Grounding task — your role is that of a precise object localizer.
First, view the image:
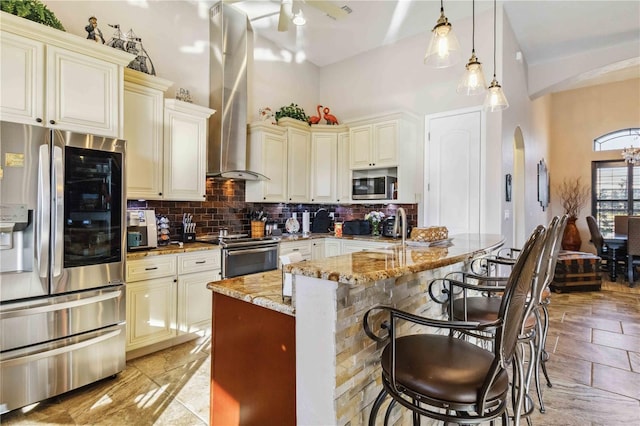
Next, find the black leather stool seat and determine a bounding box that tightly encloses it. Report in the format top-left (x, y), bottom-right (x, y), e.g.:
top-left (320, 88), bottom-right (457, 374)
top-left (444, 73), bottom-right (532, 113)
top-left (381, 334), bottom-right (509, 405)
top-left (452, 297), bottom-right (502, 323)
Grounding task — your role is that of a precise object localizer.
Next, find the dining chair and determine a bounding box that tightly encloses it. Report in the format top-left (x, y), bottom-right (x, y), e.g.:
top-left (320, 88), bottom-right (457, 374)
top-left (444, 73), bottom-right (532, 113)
top-left (614, 215), bottom-right (629, 235)
top-left (363, 226), bottom-right (546, 426)
top-left (626, 217), bottom-right (640, 287)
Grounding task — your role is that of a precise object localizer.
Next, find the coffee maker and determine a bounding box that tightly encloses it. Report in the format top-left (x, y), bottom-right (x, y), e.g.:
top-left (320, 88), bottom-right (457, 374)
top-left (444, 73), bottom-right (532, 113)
top-left (126, 210), bottom-right (158, 250)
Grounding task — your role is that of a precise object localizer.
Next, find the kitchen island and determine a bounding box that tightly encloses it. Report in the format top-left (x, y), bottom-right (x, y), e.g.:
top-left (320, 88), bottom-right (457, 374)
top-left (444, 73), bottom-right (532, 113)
top-left (207, 233), bottom-right (504, 425)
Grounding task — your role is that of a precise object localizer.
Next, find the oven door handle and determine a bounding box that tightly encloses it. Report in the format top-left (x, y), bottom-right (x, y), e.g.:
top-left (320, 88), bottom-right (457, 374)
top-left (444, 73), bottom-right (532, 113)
top-left (225, 246), bottom-right (278, 256)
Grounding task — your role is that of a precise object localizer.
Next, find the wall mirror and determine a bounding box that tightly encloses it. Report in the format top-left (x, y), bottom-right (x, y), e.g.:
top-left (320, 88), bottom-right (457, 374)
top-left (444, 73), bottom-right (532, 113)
top-left (537, 159), bottom-right (549, 211)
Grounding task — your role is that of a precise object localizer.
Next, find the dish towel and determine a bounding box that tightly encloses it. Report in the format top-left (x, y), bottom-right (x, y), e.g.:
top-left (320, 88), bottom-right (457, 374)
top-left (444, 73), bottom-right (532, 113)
top-left (280, 251), bottom-right (304, 297)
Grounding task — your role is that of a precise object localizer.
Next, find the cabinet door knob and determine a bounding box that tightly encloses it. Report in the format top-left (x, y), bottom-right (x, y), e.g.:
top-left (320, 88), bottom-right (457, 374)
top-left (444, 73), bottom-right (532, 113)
top-left (263, 197), bottom-right (266, 200)
top-left (159, 192), bottom-right (163, 196)
top-left (35, 118), bottom-right (43, 123)
top-left (49, 120), bottom-right (56, 125)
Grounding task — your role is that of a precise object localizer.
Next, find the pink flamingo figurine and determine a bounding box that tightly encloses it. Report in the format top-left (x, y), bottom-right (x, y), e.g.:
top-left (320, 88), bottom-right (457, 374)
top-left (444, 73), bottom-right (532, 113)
top-left (323, 107), bottom-right (339, 125)
top-left (309, 105), bottom-right (322, 125)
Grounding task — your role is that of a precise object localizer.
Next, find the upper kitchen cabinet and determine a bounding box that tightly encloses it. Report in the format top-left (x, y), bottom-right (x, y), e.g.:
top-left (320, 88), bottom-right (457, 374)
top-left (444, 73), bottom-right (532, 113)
top-left (347, 112), bottom-right (422, 203)
top-left (285, 119), bottom-right (311, 203)
top-left (246, 121), bottom-right (288, 202)
top-left (336, 131), bottom-right (351, 203)
top-left (310, 125), bottom-right (348, 203)
top-left (123, 69), bottom-right (173, 200)
top-left (0, 11), bottom-right (133, 137)
top-left (163, 100), bottom-right (215, 201)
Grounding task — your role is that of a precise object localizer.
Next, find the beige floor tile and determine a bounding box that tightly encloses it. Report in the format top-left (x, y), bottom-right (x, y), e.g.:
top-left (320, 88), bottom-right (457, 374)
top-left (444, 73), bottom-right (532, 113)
top-left (630, 351), bottom-right (640, 373)
top-left (561, 315), bottom-right (623, 333)
top-left (130, 337), bottom-right (210, 378)
top-left (592, 363), bottom-right (640, 400)
top-left (545, 353), bottom-right (592, 386)
top-left (622, 321), bottom-right (640, 337)
top-left (593, 328), bottom-right (640, 352)
top-left (547, 318), bottom-right (592, 342)
top-left (555, 336), bottom-right (631, 370)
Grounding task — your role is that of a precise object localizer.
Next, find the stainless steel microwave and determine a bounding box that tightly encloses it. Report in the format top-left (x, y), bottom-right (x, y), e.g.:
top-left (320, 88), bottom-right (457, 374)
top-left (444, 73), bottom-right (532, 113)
top-left (352, 176), bottom-right (397, 200)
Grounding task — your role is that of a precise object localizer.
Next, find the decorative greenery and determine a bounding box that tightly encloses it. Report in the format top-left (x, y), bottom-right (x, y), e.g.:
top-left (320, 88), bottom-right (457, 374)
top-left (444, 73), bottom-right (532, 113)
top-left (1, 0), bottom-right (66, 31)
top-left (275, 103), bottom-right (309, 124)
top-left (557, 177), bottom-right (589, 219)
top-left (365, 211), bottom-right (386, 224)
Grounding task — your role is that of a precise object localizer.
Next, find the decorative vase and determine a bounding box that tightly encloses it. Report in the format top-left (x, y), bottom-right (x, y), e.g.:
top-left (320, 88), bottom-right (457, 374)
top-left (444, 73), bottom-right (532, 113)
top-left (371, 221), bottom-right (381, 236)
top-left (561, 216), bottom-right (582, 251)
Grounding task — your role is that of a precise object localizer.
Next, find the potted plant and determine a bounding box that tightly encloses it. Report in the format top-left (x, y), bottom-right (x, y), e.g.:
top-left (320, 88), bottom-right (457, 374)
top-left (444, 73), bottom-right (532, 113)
top-left (1, 0), bottom-right (65, 31)
top-left (557, 177), bottom-right (590, 250)
top-left (275, 103), bottom-right (309, 125)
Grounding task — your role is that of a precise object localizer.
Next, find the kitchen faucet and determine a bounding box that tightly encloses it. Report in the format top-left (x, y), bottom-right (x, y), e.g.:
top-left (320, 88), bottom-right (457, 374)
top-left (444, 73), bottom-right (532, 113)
top-left (393, 207), bottom-right (407, 246)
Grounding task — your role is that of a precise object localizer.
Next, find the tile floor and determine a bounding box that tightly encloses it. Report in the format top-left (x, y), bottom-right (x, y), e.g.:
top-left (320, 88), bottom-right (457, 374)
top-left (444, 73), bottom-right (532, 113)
top-left (1, 280), bottom-right (638, 425)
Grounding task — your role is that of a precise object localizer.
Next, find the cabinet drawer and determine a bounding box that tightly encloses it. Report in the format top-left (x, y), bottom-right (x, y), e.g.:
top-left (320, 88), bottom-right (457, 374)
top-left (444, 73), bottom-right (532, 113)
top-left (178, 250), bottom-right (221, 275)
top-left (279, 240), bottom-right (312, 260)
top-left (126, 255), bottom-right (177, 282)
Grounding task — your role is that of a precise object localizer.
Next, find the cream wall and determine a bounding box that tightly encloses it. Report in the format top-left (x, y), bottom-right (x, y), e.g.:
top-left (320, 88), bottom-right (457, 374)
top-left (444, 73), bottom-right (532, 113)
top-left (549, 78), bottom-right (640, 253)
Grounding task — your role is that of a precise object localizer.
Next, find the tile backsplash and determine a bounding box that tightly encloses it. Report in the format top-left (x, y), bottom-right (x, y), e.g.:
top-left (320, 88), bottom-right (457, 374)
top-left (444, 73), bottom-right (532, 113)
top-left (127, 178), bottom-right (417, 240)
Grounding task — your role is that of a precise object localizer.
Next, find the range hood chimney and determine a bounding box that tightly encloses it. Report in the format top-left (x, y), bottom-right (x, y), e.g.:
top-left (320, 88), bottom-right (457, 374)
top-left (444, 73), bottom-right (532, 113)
top-left (208, 2), bottom-right (267, 180)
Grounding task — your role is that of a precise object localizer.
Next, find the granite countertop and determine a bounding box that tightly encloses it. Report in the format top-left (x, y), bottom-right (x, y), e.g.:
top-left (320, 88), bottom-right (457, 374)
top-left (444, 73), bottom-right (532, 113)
top-left (207, 270), bottom-right (293, 316)
top-left (275, 233), bottom-right (402, 243)
top-left (126, 242), bottom-right (218, 260)
top-left (284, 233), bottom-right (505, 285)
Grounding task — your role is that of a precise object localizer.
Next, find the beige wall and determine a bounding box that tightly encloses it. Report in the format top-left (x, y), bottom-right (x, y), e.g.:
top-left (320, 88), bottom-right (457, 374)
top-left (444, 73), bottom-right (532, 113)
top-left (549, 77), bottom-right (640, 252)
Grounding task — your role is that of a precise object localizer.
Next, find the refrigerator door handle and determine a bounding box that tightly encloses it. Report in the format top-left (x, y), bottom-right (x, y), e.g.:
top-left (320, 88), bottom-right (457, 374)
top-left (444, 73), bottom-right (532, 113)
top-left (37, 145), bottom-right (50, 278)
top-left (0, 328), bottom-right (122, 368)
top-left (52, 145), bottom-right (64, 277)
top-left (0, 289), bottom-right (122, 319)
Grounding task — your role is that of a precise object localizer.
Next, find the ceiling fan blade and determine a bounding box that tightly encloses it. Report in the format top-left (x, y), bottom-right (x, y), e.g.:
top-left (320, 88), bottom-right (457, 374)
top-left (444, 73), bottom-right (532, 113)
top-left (306, 0), bottom-right (348, 20)
top-left (278, 0), bottom-right (292, 31)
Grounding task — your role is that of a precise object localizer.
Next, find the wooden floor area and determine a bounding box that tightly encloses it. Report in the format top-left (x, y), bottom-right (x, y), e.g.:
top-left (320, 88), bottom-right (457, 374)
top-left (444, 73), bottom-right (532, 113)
top-left (1, 281), bottom-right (638, 425)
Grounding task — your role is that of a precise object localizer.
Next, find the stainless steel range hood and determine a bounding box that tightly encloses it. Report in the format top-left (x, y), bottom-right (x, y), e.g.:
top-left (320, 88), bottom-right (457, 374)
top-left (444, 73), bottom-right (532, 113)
top-left (208, 2), bottom-right (267, 180)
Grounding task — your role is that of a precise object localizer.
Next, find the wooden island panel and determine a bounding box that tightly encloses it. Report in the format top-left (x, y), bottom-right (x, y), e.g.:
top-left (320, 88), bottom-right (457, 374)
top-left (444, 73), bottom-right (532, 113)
top-left (210, 293), bottom-right (295, 425)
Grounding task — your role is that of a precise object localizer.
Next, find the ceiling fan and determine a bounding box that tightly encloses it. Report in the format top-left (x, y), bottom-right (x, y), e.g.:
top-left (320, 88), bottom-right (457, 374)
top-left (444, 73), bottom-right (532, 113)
top-left (277, 0), bottom-right (349, 32)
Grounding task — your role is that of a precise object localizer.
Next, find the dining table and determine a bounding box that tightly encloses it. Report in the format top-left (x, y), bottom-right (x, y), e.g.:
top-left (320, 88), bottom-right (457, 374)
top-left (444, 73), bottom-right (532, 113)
top-left (602, 233), bottom-right (627, 282)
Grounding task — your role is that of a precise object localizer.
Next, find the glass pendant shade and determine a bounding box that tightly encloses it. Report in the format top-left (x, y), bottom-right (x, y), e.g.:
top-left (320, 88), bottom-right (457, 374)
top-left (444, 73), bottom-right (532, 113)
top-left (424, 12), bottom-right (461, 68)
top-left (457, 53), bottom-right (486, 95)
top-left (484, 78), bottom-right (509, 111)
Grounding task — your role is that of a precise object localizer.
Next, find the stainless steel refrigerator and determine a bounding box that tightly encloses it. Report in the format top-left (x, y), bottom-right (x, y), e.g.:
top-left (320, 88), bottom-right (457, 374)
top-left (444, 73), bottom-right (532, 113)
top-left (0, 121), bottom-right (126, 414)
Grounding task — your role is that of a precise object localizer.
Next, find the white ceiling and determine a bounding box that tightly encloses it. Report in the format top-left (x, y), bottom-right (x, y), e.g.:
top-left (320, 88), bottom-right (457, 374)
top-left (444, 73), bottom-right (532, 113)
top-left (231, 0), bottom-right (640, 92)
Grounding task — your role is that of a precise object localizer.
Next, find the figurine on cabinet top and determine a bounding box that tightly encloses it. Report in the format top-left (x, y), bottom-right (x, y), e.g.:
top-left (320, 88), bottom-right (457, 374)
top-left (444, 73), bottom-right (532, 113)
top-left (85, 16), bottom-right (105, 44)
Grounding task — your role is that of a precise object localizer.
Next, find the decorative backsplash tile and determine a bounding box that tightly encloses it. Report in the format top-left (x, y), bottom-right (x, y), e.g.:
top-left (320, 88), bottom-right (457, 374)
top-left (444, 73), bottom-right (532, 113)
top-left (127, 178), bottom-right (417, 240)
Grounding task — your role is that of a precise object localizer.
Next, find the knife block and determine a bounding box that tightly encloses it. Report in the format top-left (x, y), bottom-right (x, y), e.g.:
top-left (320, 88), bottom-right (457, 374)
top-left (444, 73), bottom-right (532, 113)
top-left (181, 228), bottom-right (196, 242)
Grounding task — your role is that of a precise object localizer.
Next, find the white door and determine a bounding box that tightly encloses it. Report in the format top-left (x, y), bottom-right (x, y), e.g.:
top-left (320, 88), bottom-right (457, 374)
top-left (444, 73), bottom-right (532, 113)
top-left (425, 110), bottom-right (482, 235)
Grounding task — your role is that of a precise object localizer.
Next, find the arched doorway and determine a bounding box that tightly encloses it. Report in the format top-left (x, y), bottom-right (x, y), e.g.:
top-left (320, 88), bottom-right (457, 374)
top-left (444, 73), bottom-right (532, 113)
top-left (513, 127), bottom-right (526, 247)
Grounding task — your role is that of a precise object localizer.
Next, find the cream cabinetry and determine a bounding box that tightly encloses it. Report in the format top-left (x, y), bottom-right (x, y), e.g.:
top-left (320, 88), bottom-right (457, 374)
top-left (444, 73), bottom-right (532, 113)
top-left (324, 238), bottom-right (343, 257)
top-left (163, 100), bottom-right (215, 201)
top-left (311, 239), bottom-right (325, 260)
top-left (286, 124), bottom-right (311, 202)
top-left (347, 112), bottom-right (422, 204)
top-left (349, 120), bottom-right (398, 169)
top-left (126, 255), bottom-right (178, 350)
top-left (310, 126), bottom-right (345, 203)
top-left (125, 248), bottom-right (221, 352)
top-left (279, 240), bottom-right (312, 268)
top-left (0, 12), bottom-right (133, 137)
top-left (123, 69), bottom-right (173, 200)
top-left (340, 239), bottom-right (394, 254)
top-left (246, 122), bottom-right (288, 202)
top-left (336, 131), bottom-right (351, 203)
top-left (177, 250), bottom-right (221, 334)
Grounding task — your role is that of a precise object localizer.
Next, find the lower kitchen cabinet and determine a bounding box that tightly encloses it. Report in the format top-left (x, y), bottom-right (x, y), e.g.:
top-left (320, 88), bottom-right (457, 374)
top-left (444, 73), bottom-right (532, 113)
top-left (340, 239), bottom-right (394, 254)
top-left (311, 239), bottom-right (325, 260)
top-left (324, 238), bottom-right (342, 257)
top-left (126, 249), bottom-right (221, 353)
top-left (126, 276), bottom-right (177, 350)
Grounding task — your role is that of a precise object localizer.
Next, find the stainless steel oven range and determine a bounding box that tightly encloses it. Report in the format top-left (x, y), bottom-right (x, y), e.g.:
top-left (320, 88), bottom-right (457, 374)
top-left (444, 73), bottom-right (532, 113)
top-left (198, 235), bottom-right (279, 279)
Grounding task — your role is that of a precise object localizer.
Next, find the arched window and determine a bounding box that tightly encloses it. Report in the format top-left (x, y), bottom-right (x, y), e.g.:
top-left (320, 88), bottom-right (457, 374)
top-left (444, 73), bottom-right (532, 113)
top-left (592, 129), bottom-right (640, 234)
top-left (593, 128), bottom-right (640, 151)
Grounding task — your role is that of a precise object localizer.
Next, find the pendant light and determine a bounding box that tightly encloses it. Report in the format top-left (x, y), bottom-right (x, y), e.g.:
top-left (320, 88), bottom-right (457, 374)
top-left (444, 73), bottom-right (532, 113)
top-left (424, 0), bottom-right (461, 68)
top-left (457, 0), bottom-right (486, 95)
top-left (484, 0), bottom-right (509, 111)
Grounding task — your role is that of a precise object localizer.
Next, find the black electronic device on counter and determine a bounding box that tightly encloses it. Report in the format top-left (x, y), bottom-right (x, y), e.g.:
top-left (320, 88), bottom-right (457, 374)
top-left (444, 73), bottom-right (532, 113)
top-left (382, 216), bottom-right (397, 237)
top-left (343, 220), bottom-right (371, 235)
top-left (312, 209), bottom-right (332, 233)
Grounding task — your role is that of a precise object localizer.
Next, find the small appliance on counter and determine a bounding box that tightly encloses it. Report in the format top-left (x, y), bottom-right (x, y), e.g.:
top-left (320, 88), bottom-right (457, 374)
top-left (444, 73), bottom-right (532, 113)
top-left (311, 209), bottom-right (332, 233)
top-left (382, 216), bottom-right (412, 238)
top-left (126, 209), bottom-right (158, 250)
top-left (157, 215), bottom-right (170, 246)
top-left (343, 220), bottom-right (371, 235)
